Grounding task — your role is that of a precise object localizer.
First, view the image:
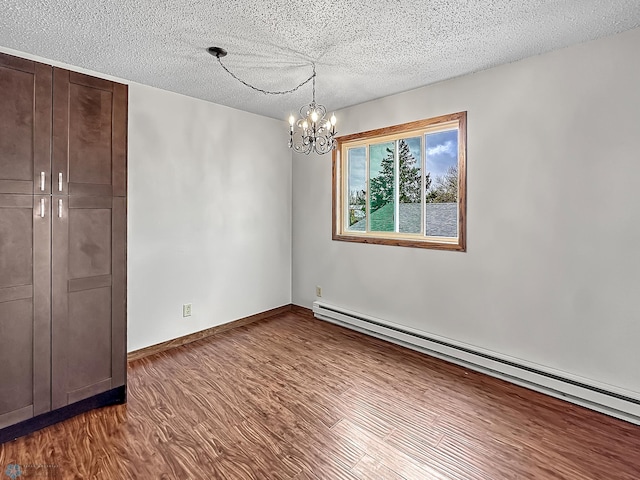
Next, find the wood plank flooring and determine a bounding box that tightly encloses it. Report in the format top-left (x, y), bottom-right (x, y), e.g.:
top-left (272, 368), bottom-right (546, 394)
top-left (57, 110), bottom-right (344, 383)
top-left (2, 308), bottom-right (640, 479)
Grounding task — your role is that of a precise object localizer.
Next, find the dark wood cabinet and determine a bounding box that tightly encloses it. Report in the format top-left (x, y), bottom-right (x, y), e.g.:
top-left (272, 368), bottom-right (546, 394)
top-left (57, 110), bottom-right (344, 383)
top-left (50, 67), bottom-right (127, 411)
top-left (0, 194), bottom-right (51, 429)
top-left (53, 68), bottom-right (127, 197)
top-left (0, 52), bottom-right (127, 441)
top-left (51, 196), bottom-right (127, 409)
top-left (0, 54), bottom-right (52, 195)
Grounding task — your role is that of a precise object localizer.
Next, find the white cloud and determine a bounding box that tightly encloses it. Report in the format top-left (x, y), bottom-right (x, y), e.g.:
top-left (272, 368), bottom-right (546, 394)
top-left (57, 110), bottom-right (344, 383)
top-left (427, 140), bottom-right (455, 157)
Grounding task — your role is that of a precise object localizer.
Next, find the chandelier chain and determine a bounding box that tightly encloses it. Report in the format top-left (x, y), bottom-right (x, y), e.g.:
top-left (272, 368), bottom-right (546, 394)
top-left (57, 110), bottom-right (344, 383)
top-left (216, 56), bottom-right (315, 96)
top-left (208, 46), bottom-right (335, 154)
top-left (312, 64), bottom-right (316, 102)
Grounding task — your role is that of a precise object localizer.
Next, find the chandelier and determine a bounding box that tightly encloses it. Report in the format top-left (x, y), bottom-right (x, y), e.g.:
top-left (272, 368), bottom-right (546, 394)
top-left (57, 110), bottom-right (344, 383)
top-left (288, 64), bottom-right (337, 155)
top-left (208, 47), bottom-right (337, 155)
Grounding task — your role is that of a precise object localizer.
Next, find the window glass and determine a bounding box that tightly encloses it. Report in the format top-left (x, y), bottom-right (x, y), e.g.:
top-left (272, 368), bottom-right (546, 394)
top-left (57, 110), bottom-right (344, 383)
top-left (398, 137), bottom-right (422, 234)
top-left (347, 147), bottom-right (366, 231)
top-left (425, 130), bottom-right (458, 238)
top-left (368, 142), bottom-right (395, 232)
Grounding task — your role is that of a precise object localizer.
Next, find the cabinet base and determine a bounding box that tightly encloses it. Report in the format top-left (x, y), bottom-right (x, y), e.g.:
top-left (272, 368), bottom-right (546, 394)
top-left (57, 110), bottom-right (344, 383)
top-left (0, 386), bottom-right (126, 444)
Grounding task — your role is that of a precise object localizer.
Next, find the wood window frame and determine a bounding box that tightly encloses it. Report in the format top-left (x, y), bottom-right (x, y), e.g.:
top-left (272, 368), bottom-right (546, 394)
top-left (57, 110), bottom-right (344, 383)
top-left (332, 111), bottom-right (467, 251)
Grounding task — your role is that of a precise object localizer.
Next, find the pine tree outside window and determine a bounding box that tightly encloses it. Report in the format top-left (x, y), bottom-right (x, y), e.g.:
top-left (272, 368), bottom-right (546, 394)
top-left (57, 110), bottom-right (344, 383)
top-left (332, 112), bottom-right (466, 251)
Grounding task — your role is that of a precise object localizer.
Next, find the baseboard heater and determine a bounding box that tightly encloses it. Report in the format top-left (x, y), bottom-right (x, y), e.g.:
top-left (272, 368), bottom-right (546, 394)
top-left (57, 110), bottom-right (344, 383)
top-left (313, 301), bottom-right (640, 425)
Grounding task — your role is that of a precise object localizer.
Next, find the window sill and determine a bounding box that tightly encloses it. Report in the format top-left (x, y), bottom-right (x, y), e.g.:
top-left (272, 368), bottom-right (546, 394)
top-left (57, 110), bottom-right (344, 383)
top-left (332, 232), bottom-right (466, 251)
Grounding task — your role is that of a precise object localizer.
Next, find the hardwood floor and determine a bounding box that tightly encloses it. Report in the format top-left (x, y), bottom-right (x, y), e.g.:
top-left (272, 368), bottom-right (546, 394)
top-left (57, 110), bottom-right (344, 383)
top-left (2, 308), bottom-right (639, 479)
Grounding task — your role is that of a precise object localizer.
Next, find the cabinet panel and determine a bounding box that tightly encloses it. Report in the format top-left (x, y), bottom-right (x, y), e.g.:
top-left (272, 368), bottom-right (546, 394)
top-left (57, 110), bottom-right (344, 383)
top-left (67, 287), bottom-right (112, 392)
top-left (0, 206), bottom-right (32, 288)
top-left (68, 208), bottom-right (112, 278)
top-left (53, 69), bottom-right (127, 197)
top-left (0, 299), bottom-right (33, 428)
top-left (0, 54), bottom-right (52, 195)
top-left (69, 84), bottom-right (113, 186)
top-left (0, 195), bottom-right (51, 427)
top-left (51, 196), bottom-right (126, 408)
top-left (0, 69), bottom-right (33, 183)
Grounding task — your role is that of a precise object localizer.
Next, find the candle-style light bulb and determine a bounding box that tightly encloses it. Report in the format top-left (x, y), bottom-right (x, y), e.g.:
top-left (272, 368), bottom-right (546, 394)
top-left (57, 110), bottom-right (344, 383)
top-left (311, 111), bottom-right (318, 123)
top-left (330, 114), bottom-right (337, 126)
top-left (289, 115), bottom-right (295, 126)
top-left (325, 121), bottom-right (331, 130)
top-left (302, 121), bottom-right (308, 130)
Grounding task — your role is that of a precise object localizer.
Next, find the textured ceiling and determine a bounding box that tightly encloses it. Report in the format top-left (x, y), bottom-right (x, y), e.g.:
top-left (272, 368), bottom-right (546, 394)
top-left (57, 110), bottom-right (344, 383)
top-left (1, 0), bottom-right (639, 120)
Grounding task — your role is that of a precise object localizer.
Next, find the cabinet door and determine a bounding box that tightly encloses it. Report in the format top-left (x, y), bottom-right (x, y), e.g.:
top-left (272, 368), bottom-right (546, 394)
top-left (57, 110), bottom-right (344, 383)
top-left (0, 53), bottom-right (52, 195)
top-left (51, 196), bottom-right (126, 409)
top-left (53, 68), bottom-right (127, 197)
top-left (0, 195), bottom-right (51, 428)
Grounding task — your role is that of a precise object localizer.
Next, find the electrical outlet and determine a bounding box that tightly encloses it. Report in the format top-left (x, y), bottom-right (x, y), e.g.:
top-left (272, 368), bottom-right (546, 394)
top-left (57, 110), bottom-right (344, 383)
top-left (315, 286), bottom-right (322, 297)
top-left (182, 303), bottom-right (192, 317)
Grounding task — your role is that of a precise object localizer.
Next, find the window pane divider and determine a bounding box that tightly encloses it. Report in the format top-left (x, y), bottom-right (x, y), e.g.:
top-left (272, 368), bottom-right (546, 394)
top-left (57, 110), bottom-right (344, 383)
top-left (394, 139), bottom-right (399, 233)
top-left (365, 145), bottom-right (370, 233)
top-left (421, 135), bottom-right (426, 236)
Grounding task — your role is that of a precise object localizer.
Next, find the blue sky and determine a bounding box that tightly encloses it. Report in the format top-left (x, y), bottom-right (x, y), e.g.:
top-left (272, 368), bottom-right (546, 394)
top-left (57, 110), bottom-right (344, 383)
top-left (348, 129), bottom-right (458, 193)
top-left (348, 147), bottom-right (366, 193)
top-left (426, 130), bottom-right (458, 181)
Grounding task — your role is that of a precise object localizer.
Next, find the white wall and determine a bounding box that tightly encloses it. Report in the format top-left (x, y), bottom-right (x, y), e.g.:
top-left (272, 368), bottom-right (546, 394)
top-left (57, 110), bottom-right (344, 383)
top-left (128, 85), bottom-right (292, 351)
top-left (0, 46), bottom-right (292, 353)
top-left (292, 27), bottom-right (640, 395)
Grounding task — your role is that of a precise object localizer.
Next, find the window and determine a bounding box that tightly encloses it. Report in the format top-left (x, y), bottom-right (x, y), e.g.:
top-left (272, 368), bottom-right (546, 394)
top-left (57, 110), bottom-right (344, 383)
top-left (332, 111), bottom-right (466, 251)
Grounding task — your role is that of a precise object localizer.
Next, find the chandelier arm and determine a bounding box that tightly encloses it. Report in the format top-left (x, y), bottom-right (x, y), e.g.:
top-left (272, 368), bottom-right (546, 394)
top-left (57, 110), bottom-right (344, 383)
top-left (217, 56), bottom-right (315, 96)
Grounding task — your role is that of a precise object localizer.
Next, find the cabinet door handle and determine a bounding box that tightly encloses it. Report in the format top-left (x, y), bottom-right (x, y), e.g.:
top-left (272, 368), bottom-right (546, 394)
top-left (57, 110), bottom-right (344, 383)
top-left (40, 172), bottom-right (46, 191)
top-left (58, 172), bottom-right (63, 192)
top-left (58, 199), bottom-right (63, 218)
top-left (40, 198), bottom-right (46, 218)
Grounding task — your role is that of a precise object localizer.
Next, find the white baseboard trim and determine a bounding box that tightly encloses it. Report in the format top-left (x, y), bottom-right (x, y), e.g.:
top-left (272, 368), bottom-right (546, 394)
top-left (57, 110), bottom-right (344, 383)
top-left (313, 301), bottom-right (640, 425)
